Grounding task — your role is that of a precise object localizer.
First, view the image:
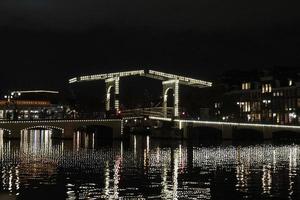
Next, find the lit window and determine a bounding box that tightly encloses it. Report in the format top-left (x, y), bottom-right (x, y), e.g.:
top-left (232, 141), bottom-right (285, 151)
top-left (242, 82), bottom-right (251, 90)
top-left (262, 83), bottom-right (272, 93)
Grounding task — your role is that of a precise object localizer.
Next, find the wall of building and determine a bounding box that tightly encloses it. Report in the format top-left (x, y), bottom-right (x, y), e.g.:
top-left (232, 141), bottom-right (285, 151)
top-left (212, 67), bottom-right (300, 125)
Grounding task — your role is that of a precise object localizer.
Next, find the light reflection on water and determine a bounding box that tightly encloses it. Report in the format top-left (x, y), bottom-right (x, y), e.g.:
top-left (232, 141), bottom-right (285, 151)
top-left (0, 130), bottom-right (300, 199)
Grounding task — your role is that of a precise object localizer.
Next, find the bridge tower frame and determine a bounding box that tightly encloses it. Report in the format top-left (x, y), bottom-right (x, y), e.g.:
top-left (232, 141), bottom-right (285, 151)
top-left (162, 79), bottom-right (179, 118)
top-left (105, 77), bottom-right (120, 112)
top-left (69, 70), bottom-right (212, 118)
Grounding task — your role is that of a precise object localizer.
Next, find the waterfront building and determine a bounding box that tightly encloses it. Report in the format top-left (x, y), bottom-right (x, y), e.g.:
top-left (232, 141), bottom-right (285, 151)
top-left (213, 67), bottom-right (300, 125)
top-left (0, 90), bottom-right (72, 120)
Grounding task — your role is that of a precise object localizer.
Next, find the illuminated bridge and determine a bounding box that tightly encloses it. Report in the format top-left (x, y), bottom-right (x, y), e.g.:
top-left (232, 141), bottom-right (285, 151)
top-left (69, 70), bottom-right (212, 118)
top-left (149, 116), bottom-right (300, 140)
top-left (0, 119), bottom-right (123, 139)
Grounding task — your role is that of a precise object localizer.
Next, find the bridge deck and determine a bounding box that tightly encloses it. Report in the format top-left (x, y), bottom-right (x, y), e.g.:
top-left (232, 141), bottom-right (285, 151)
top-left (0, 119), bottom-right (123, 139)
top-left (149, 116), bottom-right (300, 140)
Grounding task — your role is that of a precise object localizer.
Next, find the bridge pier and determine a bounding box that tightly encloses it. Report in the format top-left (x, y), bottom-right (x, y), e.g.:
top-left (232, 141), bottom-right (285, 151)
top-left (62, 126), bottom-right (74, 139)
top-left (105, 77), bottom-right (120, 113)
top-left (162, 80), bottom-right (179, 118)
top-left (182, 124), bottom-right (188, 139)
top-left (262, 127), bottom-right (273, 140)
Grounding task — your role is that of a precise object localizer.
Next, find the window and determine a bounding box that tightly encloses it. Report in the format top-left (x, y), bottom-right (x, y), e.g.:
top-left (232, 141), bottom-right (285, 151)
top-left (214, 102), bottom-right (221, 108)
top-left (241, 101), bottom-right (251, 112)
top-left (242, 82), bottom-right (251, 90)
top-left (262, 83), bottom-right (272, 93)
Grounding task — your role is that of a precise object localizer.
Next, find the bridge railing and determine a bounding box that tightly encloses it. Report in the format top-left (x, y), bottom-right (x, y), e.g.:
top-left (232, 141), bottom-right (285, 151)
top-left (122, 107), bottom-right (175, 118)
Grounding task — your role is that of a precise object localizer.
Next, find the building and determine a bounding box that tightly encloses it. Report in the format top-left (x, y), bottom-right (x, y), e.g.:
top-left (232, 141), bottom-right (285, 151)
top-left (0, 90), bottom-right (73, 120)
top-left (214, 67), bottom-right (300, 125)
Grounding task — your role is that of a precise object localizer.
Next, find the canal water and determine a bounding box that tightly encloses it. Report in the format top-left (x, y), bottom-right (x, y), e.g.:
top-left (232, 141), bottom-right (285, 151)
top-left (1, 130), bottom-right (300, 199)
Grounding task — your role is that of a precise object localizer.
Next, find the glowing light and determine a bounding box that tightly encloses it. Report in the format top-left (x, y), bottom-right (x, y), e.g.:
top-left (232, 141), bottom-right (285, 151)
top-left (69, 77), bottom-right (77, 83)
top-left (149, 116), bottom-right (172, 121)
top-left (11, 90), bottom-right (59, 95)
top-left (69, 69), bottom-right (212, 88)
top-left (148, 70), bottom-right (212, 87)
top-left (163, 80), bottom-right (179, 117)
top-left (179, 121), bottom-right (182, 129)
top-left (149, 116), bottom-right (300, 130)
top-left (69, 69), bottom-right (212, 116)
top-left (133, 135), bottom-right (137, 159)
top-left (69, 70), bottom-right (145, 83)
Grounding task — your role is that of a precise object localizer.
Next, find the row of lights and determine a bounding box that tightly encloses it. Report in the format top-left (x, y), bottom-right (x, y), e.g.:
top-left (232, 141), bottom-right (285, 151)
top-left (0, 119), bottom-right (122, 124)
top-left (69, 69), bottom-right (212, 88)
top-left (71, 70), bottom-right (145, 83)
top-left (149, 116), bottom-right (300, 130)
top-left (149, 70), bottom-right (212, 87)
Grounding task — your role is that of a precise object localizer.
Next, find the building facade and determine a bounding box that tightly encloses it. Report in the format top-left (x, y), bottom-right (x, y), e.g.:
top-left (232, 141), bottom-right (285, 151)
top-left (214, 67), bottom-right (300, 125)
top-left (0, 90), bottom-right (72, 120)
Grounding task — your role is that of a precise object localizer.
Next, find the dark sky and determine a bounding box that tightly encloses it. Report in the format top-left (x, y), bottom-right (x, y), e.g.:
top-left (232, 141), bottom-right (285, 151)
top-left (1, 0), bottom-right (300, 94)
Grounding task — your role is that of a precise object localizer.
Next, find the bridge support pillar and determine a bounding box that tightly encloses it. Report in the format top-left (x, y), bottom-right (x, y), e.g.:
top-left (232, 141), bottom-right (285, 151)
top-left (176, 121), bottom-right (188, 139)
top-left (105, 77), bottom-right (120, 113)
top-left (112, 123), bottom-right (123, 139)
top-left (162, 80), bottom-right (179, 118)
top-left (62, 126), bottom-right (74, 139)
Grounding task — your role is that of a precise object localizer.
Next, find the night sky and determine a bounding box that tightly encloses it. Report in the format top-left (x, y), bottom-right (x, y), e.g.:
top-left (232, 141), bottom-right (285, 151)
top-left (1, 0), bottom-right (300, 94)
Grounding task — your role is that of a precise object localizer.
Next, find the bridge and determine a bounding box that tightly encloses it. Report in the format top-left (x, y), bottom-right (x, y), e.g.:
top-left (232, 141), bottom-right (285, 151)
top-left (122, 107), bottom-right (176, 118)
top-left (149, 116), bottom-right (300, 140)
top-left (1, 116), bottom-right (300, 140)
top-left (69, 69), bottom-right (212, 118)
top-left (0, 119), bottom-right (123, 139)
top-left (67, 69), bottom-right (300, 140)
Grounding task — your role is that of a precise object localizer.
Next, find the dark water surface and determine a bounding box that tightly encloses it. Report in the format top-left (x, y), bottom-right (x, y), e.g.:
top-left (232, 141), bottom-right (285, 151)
top-left (1, 130), bottom-right (300, 199)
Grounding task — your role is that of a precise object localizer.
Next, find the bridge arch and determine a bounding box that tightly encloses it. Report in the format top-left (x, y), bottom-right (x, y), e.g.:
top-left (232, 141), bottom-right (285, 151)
top-left (162, 80), bottom-right (179, 117)
top-left (21, 125), bottom-right (65, 138)
top-left (21, 125), bottom-right (64, 132)
top-left (106, 85), bottom-right (114, 111)
top-left (164, 87), bottom-right (173, 95)
top-left (164, 87), bottom-right (175, 116)
top-left (105, 77), bottom-right (120, 113)
top-left (164, 87), bottom-right (174, 103)
top-left (0, 128), bottom-right (12, 138)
